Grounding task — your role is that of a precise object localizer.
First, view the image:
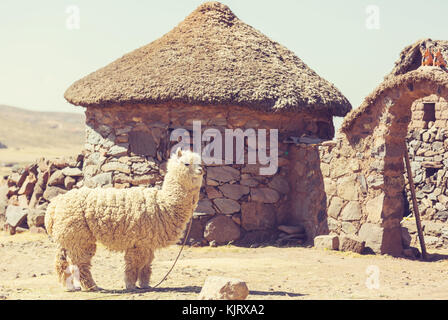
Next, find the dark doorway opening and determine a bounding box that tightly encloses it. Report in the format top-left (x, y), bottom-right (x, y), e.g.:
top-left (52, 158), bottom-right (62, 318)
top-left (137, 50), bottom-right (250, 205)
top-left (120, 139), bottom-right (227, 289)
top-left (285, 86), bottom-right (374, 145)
top-left (423, 103), bottom-right (436, 123)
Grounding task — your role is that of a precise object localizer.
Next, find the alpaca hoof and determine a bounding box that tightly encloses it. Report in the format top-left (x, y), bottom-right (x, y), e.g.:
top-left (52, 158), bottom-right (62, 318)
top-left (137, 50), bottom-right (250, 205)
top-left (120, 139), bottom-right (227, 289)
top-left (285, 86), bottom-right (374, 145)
top-left (65, 286), bottom-right (81, 292)
top-left (64, 282), bottom-right (81, 292)
top-left (138, 285), bottom-right (152, 291)
top-left (125, 284), bottom-right (137, 291)
top-left (83, 285), bottom-right (100, 292)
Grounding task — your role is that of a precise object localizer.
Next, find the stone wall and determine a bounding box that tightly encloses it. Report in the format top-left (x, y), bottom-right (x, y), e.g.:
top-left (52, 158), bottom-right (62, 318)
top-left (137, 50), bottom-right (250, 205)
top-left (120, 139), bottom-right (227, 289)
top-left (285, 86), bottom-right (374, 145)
top-left (319, 81), bottom-right (448, 255)
top-left (81, 103), bottom-right (333, 246)
top-left (1, 155), bottom-right (84, 233)
top-left (403, 95), bottom-right (448, 248)
top-left (4, 94), bottom-right (448, 253)
top-left (5, 156), bottom-right (84, 208)
top-left (288, 143), bottom-right (329, 240)
top-left (318, 138), bottom-right (376, 248)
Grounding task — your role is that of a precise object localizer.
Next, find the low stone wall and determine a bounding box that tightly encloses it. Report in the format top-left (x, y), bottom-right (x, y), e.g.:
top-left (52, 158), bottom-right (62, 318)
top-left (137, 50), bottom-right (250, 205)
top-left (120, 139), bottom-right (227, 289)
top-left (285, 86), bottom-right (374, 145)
top-left (1, 155), bottom-right (84, 232)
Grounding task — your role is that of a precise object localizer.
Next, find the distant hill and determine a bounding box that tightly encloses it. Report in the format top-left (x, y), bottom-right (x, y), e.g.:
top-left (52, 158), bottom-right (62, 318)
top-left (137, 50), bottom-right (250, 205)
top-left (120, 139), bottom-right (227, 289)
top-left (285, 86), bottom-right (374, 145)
top-left (0, 105), bottom-right (85, 175)
top-left (0, 105), bottom-right (85, 149)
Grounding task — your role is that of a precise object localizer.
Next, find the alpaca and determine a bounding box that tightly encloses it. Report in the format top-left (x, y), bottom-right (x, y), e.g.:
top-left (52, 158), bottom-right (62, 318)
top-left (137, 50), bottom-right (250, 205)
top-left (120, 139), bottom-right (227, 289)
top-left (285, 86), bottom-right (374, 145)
top-left (45, 149), bottom-right (203, 291)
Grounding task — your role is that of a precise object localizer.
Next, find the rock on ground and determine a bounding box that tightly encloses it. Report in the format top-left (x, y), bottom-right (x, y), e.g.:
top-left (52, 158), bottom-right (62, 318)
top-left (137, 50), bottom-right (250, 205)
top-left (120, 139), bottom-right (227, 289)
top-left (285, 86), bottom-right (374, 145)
top-left (198, 276), bottom-right (249, 300)
top-left (339, 235), bottom-right (365, 254)
top-left (358, 223), bottom-right (384, 253)
top-left (314, 235), bottom-right (339, 250)
top-left (5, 205), bottom-right (28, 228)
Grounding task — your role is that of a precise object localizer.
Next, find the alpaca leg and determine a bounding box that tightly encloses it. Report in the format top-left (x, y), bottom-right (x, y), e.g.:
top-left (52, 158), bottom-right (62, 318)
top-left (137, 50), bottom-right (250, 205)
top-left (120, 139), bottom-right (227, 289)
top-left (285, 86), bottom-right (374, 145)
top-left (55, 247), bottom-right (72, 288)
top-left (66, 242), bottom-right (98, 291)
top-left (124, 247), bottom-right (150, 290)
top-left (138, 250), bottom-right (155, 289)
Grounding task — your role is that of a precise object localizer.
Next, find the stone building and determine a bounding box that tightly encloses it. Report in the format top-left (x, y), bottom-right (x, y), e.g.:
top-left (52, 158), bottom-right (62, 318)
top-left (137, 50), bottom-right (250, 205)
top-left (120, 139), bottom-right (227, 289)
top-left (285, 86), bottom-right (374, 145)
top-left (63, 2), bottom-right (351, 246)
top-left (401, 40), bottom-right (448, 249)
top-left (319, 39), bottom-right (448, 255)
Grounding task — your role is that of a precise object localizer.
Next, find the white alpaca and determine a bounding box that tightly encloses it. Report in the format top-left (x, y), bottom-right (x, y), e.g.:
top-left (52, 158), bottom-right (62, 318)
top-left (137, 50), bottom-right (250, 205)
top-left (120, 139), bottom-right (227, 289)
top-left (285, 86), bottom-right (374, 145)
top-left (45, 149), bottom-right (203, 291)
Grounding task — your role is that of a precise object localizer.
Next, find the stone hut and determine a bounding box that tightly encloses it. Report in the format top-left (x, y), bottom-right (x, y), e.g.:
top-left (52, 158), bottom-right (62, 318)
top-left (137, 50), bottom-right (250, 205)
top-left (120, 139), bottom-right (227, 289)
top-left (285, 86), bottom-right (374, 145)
top-left (399, 40), bottom-right (448, 248)
top-left (64, 2), bottom-right (351, 246)
top-left (319, 39), bottom-right (448, 255)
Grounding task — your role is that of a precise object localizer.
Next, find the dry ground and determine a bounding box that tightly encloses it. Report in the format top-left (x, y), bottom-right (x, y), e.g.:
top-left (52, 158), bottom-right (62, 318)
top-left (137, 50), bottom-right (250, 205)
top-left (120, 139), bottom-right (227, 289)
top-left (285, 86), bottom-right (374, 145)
top-left (1, 231), bottom-right (448, 300)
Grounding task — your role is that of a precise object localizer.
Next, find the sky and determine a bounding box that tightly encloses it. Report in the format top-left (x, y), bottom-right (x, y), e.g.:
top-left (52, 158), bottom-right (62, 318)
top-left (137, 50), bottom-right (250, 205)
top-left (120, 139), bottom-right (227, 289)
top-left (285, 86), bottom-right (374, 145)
top-left (0, 0), bottom-right (447, 129)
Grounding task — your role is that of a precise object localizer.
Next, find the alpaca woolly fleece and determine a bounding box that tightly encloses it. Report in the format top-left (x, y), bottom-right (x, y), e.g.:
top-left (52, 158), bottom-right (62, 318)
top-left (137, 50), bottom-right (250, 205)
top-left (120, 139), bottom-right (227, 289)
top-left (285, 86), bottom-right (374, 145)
top-left (45, 149), bottom-right (203, 291)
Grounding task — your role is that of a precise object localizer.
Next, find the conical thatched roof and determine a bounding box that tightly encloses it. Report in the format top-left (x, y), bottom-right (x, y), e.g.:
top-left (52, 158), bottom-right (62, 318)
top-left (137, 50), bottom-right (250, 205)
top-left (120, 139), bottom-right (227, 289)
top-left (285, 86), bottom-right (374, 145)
top-left (385, 38), bottom-right (448, 80)
top-left (64, 2), bottom-right (351, 117)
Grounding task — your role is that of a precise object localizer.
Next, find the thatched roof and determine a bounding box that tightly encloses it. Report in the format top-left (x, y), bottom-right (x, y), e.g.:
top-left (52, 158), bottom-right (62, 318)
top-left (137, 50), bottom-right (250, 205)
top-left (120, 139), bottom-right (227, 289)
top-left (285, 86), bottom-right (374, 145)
top-left (64, 2), bottom-right (351, 117)
top-left (341, 67), bottom-right (448, 132)
top-left (385, 38), bottom-right (448, 80)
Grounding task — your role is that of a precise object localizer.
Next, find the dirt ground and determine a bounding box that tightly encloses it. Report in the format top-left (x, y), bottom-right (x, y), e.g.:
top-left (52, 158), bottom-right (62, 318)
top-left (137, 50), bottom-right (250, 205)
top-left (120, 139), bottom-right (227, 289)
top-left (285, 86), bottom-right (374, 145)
top-left (1, 231), bottom-right (448, 300)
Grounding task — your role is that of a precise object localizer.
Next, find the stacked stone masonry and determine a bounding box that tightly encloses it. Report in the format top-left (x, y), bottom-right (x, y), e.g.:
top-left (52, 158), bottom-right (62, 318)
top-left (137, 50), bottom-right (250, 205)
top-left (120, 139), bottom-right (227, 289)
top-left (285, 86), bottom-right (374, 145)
top-left (320, 92), bottom-right (448, 254)
top-left (3, 95), bottom-right (447, 253)
top-left (0, 155), bottom-right (85, 233)
top-left (403, 95), bottom-right (448, 248)
top-left (79, 103), bottom-right (333, 246)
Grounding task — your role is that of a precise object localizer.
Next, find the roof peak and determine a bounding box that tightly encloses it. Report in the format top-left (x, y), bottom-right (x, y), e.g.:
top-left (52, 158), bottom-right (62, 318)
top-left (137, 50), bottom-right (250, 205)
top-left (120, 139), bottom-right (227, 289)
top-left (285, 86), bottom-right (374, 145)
top-left (195, 1), bottom-right (232, 12)
top-left (64, 1), bottom-right (351, 116)
top-left (183, 1), bottom-right (237, 27)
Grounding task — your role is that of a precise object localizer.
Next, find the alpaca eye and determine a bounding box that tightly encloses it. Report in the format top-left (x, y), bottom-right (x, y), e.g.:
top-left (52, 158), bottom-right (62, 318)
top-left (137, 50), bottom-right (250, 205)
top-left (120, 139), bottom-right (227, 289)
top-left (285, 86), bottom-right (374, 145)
top-left (185, 163), bottom-right (190, 167)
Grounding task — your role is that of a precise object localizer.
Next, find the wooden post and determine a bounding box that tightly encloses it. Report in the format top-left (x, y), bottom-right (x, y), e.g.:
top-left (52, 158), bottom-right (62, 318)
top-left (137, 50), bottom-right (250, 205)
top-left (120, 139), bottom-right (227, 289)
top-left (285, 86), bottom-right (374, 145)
top-left (403, 143), bottom-right (428, 260)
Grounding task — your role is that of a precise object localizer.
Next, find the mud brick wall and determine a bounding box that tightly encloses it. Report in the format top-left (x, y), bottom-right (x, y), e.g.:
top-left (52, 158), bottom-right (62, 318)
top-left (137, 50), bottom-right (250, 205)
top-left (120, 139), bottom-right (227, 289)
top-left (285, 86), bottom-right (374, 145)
top-left (81, 103), bottom-right (334, 246)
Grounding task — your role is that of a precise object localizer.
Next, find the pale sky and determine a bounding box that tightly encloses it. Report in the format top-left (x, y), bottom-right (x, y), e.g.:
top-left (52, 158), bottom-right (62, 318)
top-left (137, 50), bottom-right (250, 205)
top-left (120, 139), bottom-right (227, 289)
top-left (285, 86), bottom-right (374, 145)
top-left (1, 0), bottom-right (447, 127)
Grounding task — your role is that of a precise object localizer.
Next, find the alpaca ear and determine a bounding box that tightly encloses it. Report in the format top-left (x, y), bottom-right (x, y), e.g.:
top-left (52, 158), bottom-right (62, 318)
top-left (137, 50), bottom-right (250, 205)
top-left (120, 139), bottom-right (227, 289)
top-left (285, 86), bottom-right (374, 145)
top-left (176, 148), bottom-right (183, 158)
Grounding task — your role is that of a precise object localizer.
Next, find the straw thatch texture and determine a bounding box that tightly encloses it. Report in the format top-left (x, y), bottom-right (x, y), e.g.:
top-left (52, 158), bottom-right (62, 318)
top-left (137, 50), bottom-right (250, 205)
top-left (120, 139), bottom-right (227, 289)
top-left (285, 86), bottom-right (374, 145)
top-left (386, 39), bottom-right (448, 80)
top-left (341, 67), bottom-right (448, 132)
top-left (64, 2), bottom-right (351, 117)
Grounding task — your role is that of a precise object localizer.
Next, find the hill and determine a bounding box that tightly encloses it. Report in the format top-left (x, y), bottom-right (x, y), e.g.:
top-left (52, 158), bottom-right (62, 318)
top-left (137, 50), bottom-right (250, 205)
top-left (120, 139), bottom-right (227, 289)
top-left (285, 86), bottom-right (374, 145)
top-left (0, 105), bottom-right (85, 175)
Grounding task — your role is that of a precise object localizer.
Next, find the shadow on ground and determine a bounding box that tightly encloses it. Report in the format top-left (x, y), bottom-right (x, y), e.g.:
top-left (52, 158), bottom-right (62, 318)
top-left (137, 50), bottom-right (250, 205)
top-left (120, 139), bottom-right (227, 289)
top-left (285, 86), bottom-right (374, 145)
top-left (249, 290), bottom-right (305, 297)
top-left (94, 285), bottom-right (304, 298)
top-left (96, 285), bottom-right (202, 295)
top-left (427, 252), bottom-right (448, 262)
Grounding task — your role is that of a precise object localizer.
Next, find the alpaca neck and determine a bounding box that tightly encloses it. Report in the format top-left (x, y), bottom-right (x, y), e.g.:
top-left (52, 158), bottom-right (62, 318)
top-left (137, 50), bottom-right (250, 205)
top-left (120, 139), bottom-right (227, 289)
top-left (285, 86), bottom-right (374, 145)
top-left (158, 172), bottom-right (200, 225)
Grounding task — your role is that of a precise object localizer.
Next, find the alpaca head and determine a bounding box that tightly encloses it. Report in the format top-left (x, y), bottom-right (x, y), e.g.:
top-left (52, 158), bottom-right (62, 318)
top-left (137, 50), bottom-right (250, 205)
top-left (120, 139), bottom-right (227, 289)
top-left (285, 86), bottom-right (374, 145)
top-left (166, 148), bottom-right (204, 189)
